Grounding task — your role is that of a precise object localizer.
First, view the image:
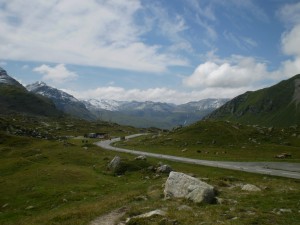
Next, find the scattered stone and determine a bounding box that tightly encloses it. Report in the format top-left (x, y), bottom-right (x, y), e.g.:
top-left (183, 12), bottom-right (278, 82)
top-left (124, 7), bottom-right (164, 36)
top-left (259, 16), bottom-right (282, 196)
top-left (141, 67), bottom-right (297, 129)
top-left (216, 197), bottom-right (224, 205)
top-left (62, 198), bottom-right (68, 203)
top-left (26, 205), bottom-right (35, 210)
top-left (279, 208), bottom-right (292, 213)
top-left (2, 203), bottom-right (8, 208)
top-left (108, 156), bottom-right (122, 171)
top-left (89, 207), bottom-right (128, 225)
top-left (157, 164), bottom-right (172, 174)
top-left (135, 155), bottom-right (147, 160)
top-left (83, 147), bottom-right (88, 150)
top-left (134, 195), bottom-right (148, 201)
top-left (275, 153), bottom-right (292, 159)
top-left (177, 205), bottom-right (193, 211)
top-left (164, 171), bottom-right (215, 204)
top-left (126, 209), bottom-right (166, 223)
top-left (241, 184), bottom-right (261, 192)
top-left (181, 148), bottom-right (187, 152)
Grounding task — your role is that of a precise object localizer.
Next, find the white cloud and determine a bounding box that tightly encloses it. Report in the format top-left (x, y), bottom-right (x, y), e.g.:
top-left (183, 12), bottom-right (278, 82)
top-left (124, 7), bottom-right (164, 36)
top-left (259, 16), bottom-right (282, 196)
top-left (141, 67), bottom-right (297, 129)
top-left (183, 1), bottom-right (300, 91)
top-left (278, 2), bottom-right (300, 26)
top-left (223, 31), bottom-right (258, 50)
top-left (183, 55), bottom-right (272, 88)
top-left (33, 64), bottom-right (78, 84)
top-left (279, 2), bottom-right (300, 77)
top-left (0, 0), bottom-right (188, 73)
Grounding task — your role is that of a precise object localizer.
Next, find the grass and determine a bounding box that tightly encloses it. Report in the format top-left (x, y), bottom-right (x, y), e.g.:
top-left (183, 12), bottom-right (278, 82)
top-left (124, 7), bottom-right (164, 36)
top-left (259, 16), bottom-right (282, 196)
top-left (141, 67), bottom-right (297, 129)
top-left (1, 116), bottom-right (300, 224)
top-left (116, 120), bottom-right (300, 162)
top-left (0, 131), bottom-right (300, 225)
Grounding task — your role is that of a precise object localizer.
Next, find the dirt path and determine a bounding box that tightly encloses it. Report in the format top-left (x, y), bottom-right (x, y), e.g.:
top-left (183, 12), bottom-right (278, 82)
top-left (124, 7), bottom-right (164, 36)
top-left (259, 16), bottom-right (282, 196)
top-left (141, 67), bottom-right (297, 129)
top-left (89, 207), bottom-right (128, 225)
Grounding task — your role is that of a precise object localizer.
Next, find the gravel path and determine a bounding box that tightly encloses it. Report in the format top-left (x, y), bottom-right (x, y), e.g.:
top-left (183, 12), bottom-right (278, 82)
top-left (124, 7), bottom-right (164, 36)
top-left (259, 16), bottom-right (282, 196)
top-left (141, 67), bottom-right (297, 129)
top-left (95, 134), bottom-right (300, 180)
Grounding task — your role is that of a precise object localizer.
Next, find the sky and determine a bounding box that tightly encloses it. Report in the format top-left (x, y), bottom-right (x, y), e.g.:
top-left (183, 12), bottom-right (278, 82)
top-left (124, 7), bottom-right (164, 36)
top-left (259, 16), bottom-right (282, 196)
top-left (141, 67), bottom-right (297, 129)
top-left (0, 0), bottom-right (300, 104)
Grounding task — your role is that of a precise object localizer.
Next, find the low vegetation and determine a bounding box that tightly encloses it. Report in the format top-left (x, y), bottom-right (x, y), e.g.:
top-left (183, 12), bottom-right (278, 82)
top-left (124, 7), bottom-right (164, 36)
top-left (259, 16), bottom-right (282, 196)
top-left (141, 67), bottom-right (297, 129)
top-left (116, 120), bottom-right (300, 162)
top-left (1, 117), bottom-right (300, 225)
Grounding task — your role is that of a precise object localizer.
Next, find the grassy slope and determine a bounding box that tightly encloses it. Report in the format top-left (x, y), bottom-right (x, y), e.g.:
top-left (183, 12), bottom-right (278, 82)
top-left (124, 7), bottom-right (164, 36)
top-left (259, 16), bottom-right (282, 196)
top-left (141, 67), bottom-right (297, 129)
top-left (0, 85), bottom-right (63, 117)
top-left (207, 75), bottom-right (300, 127)
top-left (116, 120), bottom-right (300, 162)
top-left (0, 133), bottom-right (300, 225)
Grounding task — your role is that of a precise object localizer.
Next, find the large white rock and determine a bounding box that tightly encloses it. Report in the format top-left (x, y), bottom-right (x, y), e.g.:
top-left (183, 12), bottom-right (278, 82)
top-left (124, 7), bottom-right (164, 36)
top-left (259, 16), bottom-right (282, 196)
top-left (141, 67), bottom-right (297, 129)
top-left (164, 171), bottom-right (215, 204)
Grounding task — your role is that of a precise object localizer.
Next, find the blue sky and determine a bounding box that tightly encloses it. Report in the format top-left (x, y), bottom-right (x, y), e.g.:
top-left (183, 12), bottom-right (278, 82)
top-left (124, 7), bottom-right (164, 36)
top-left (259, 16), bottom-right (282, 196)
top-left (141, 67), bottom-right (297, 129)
top-left (0, 0), bottom-right (300, 104)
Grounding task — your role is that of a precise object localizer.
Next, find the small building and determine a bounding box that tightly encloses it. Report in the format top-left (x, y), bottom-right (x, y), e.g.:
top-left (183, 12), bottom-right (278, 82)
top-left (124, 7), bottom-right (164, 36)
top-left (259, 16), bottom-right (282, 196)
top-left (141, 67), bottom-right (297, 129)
top-left (85, 132), bottom-right (109, 139)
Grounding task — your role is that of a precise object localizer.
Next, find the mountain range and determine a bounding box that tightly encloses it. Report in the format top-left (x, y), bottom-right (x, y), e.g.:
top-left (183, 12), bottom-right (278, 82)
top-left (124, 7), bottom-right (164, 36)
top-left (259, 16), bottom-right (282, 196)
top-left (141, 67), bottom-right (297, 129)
top-left (83, 98), bottom-right (229, 129)
top-left (0, 67), bottom-right (229, 128)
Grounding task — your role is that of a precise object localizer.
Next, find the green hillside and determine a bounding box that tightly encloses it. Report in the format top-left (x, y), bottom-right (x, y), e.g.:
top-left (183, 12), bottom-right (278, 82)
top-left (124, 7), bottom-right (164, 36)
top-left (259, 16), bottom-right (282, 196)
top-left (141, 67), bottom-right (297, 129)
top-left (117, 120), bottom-right (300, 162)
top-left (0, 84), bottom-right (63, 117)
top-left (206, 74), bottom-right (300, 127)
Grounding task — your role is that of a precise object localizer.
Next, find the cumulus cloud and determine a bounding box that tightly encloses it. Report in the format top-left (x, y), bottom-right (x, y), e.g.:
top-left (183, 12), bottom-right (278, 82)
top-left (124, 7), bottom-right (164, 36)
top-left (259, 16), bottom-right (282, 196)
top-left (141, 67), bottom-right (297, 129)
top-left (183, 1), bottom-right (300, 91)
top-left (0, 0), bottom-right (187, 73)
top-left (279, 2), bottom-right (300, 77)
top-left (183, 55), bottom-right (271, 88)
top-left (33, 64), bottom-right (78, 84)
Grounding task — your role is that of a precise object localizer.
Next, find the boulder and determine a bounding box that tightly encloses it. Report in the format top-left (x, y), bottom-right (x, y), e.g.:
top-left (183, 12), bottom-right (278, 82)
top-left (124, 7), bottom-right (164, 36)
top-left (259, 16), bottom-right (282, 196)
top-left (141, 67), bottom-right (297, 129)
top-left (164, 171), bottom-right (215, 204)
top-left (241, 184), bottom-right (261, 192)
top-left (156, 164), bottom-right (172, 173)
top-left (108, 156), bottom-right (122, 171)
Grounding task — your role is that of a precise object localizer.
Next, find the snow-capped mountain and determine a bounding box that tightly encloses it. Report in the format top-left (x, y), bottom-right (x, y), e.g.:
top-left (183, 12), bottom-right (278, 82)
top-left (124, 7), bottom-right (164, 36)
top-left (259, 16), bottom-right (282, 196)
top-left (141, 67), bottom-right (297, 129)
top-left (82, 98), bottom-right (229, 128)
top-left (83, 98), bottom-right (228, 113)
top-left (26, 82), bottom-right (95, 120)
top-left (82, 99), bottom-right (122, 111)
top-left (0, 67), bottom-right (24, 88)
top-left (176, 98), bottom-right (230, 112)
top-left (26, 81), bottom-right (78, 103)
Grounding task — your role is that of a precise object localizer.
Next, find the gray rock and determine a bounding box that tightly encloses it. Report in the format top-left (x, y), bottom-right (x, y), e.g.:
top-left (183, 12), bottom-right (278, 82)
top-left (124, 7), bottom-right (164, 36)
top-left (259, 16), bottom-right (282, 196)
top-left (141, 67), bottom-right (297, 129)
top-left (164, 171), bottom-right (215, 204)
top-left (135, 155), bottom-right (147, 160)
top-left (241, 184), bottom-right (261, 192)
top-left (108, 156), bottom-right (122, 171)
top-left (157, 164), bottom-right (172, 173)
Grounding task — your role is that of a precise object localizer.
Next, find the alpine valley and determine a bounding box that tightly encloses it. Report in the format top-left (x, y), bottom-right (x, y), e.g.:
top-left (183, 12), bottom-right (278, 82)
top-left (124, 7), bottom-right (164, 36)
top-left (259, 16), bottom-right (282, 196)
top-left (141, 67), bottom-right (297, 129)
top-left (1, 67), bottom-right (229, 129)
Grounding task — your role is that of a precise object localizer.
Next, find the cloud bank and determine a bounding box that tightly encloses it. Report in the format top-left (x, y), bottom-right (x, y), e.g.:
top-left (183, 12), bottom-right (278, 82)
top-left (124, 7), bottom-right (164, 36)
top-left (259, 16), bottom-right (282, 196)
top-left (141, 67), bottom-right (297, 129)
top-left (0, 0), bottom-right (187, 73)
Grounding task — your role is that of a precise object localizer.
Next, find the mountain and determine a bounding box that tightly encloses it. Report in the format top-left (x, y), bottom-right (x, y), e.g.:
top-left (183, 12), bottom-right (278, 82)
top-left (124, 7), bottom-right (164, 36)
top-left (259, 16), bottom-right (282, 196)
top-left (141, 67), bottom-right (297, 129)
top-left (0, 68), bottom-right (63, 117)
top-left (83, 99), bottom-right (121, 111)
top-left (206, 74), bottom-right (300, 127)
top-left (83, 98), bottom-right (229, 129)
top-left (0, 67), bottom-right (24, 88)
top-left (26, 82), bottom-right (95, 120)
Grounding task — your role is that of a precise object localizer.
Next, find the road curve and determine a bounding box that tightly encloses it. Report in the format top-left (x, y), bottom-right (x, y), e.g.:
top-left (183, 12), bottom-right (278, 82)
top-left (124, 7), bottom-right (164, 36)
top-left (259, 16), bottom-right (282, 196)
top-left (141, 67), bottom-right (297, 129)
top-left (95, 134), bottom-right (300, 180)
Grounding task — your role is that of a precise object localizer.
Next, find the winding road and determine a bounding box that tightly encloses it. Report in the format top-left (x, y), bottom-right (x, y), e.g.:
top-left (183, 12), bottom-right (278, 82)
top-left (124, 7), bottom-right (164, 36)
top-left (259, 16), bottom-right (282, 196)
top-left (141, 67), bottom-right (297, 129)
top-left (95, 134), bottom-right (300, 180)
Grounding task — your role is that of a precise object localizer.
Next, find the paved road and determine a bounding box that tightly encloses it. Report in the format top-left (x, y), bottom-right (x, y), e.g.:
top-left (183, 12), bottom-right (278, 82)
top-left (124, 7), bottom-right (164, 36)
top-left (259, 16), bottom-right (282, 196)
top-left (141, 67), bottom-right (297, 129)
top-left (95, 134), bottom-right (300, 180)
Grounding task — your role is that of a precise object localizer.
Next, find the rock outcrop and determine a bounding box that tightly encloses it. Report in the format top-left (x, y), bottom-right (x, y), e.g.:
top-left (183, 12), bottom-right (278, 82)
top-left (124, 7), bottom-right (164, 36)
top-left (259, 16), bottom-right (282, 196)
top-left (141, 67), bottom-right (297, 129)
top-left (164, 171), bottom-right (215, 204)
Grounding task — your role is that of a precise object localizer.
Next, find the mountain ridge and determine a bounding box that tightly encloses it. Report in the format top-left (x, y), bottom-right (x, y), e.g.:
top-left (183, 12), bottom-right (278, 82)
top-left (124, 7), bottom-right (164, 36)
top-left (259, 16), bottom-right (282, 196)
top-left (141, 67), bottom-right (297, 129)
top-left (205, 74), bottom-right (300, 127)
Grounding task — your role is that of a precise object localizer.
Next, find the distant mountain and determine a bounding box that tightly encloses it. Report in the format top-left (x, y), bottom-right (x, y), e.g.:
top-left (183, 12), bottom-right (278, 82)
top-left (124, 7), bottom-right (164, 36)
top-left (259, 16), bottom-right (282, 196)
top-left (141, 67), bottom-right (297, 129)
top-left (83, 98), bottom-right (229, 129)
top-left (206, 74), bottom-right (300, 127)
top-left (0, 67), bottom-right (24, 88)
top-left (0, 68), bottom-right (62, 117)
top-left (83, 99), bottom-right (121, 111)
top-left (26, 82), bottom-right (95, 120)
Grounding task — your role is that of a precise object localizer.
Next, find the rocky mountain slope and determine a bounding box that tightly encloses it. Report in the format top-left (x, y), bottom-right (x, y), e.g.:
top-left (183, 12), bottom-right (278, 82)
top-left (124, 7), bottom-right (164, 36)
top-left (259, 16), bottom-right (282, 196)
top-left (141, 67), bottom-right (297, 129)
top-left (0, 67), bottom-right (24, 88)
top-left (26, 82), bottom-right (95, 120)
top-left (0, 68), bottom-right (63, 117)
top-left (206, 74), bottom-right (300, 127)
